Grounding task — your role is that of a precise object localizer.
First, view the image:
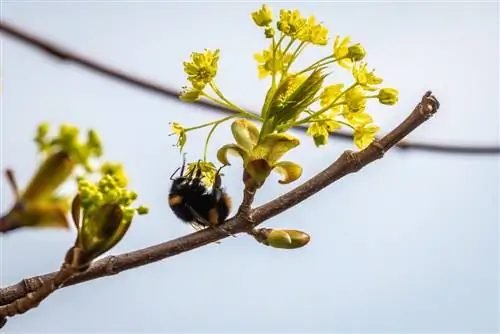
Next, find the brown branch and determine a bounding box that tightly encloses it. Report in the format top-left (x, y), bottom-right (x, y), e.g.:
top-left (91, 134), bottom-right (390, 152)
top-left (0, 91), bottom-right (440, 317)
top-left (0, 262), bottom-right (75, 318)
top-left (0, 20), bottom-right (492, 155)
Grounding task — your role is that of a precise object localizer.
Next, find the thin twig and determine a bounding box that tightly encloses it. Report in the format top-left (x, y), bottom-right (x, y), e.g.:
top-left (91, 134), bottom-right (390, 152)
top-left (0, 91), bottom-right (440, 312)
top-left (0, 20), bottom-right (492, 155)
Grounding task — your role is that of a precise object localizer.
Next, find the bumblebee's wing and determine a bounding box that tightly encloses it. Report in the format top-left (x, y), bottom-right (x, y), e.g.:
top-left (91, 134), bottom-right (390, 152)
top-left (186, 204), bottom-right (211, 227)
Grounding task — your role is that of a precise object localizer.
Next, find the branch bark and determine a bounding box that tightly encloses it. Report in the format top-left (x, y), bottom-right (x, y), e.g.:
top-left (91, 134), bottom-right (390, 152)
top-left (0, 91), bottom-right (440, 318)
top-left (0, 20), bottom-right (489, 155)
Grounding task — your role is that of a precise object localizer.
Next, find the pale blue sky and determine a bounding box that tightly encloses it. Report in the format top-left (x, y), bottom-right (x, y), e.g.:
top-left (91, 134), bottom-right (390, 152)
top-left (0, 1), bottom-right (499, 332)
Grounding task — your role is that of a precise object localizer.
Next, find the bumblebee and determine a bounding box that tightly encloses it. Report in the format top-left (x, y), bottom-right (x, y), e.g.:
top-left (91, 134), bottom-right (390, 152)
top-left (168, 156), bottom-right (233, 233)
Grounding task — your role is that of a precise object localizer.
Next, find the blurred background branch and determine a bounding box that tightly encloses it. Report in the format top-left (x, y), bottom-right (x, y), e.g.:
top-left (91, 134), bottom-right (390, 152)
top-left (1, 20), bottom-right (498, 156)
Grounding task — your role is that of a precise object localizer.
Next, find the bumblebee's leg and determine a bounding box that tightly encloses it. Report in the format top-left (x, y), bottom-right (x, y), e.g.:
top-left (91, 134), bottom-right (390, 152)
top-left (171, 153), bottom-right (188, 180)
top-left (189, 222), bottom-right (221, 244)
top-left (169, 167), bottom-right (180, 181)
top-left (186, 204), bottom-right (235, 238)
top-left (5, 169), bottom-right (20, 199)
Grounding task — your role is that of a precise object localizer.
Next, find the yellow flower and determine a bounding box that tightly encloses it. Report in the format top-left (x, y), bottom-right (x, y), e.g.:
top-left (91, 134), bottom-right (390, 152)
top-left (319, 83), bottom-right (344, 112)
top-left (347, 43), bottom-right (366, 62)
top-left (306, 112), bottom-right (342, 147)
top-left (265, 27), bottom-right (275, 38)
top-left (353, 123), bottom-right (380, 149)
top-left (170, 122), bottom-right (187, 152)
top-left (186, 161), bottom-right (218, 187)
top-left (378, 88), bottom-right (399, 105)
top-left (218, 121), bottom-right (303, 188)
top-left (344, 111), bottom-right (373, 126)
top-left (277, 9), bottom-right (307, 38)
top-left (297, 16), bottom-right (329, 46)
top-left (333, 36), bottom-right (353, 69)
top-left (344, 85), bottom-right (367, 113)
top-left (252, 4), bottom-right (273, 27)
top-left (254, 45), bottom-right (292, 79)
top-left (353, 62), bottom-right (383, 91)
top-left (179, 86), bottom-right (202, 102)
top-left (183, 49), bottom-right (220, 90)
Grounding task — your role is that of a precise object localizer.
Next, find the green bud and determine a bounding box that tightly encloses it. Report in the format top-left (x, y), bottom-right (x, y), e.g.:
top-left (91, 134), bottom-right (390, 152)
top-left (254, 228), bottom-right (311, 249)
top-left (264, 27), bottom-right (275, 38)
top-left (347, 43), bottom-right (366, 62)
top-left (313, 134), bottom-right (328, 147)
top-left (378, 88), bottom-right (399, 105)
top-left (79, 203), bottom-right (127, 262)
top-left (137, 206), bottom-right (149, 215)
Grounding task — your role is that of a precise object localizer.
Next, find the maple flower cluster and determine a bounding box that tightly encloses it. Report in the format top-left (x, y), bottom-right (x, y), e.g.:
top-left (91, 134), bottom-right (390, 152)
top-left (172, 4), bottom-right (399, 188)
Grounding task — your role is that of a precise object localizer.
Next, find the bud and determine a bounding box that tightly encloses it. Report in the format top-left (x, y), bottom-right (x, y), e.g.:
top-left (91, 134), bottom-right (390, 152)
top-left (347, 43), bottom-right (366, 62)
top-left (253, 228), bottom-right (311, 249)
top-left (264, 27), bottom-right (275, 38)
top-left (79, 203), bottom-right (126, 262)
top-left (313, 134), bottom-right (328, 147)
top-left (251, 4), bottom-right (273, 27)
top-left (378, 88), bottom-right (399, 105)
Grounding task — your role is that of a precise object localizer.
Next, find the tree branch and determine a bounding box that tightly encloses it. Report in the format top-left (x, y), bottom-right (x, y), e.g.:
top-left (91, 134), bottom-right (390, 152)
top-left (0, 20), bottom-right (490, 155)
top-left (0, 91), bottom-right (440, 315)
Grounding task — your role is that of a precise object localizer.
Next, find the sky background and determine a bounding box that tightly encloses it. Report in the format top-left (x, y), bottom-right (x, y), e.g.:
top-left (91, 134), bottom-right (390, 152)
top-left (0, 0), bottom-right (499, 332)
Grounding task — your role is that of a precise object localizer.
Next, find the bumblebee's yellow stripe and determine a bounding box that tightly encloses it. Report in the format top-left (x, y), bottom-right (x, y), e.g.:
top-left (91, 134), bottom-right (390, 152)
top-left (169, 195), bottom-right (183, 206)
top-left (208, 208), bottom-right (219, 226)
top-left (223, 194), bottom-right (233, 211)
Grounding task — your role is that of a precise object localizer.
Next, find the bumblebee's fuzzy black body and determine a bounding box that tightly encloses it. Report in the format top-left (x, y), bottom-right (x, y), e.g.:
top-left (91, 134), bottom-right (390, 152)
top-left (168, 159), bottom-right (232, 228)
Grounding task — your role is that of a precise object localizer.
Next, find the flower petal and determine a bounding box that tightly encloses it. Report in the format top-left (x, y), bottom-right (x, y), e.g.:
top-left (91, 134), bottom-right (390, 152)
top-left (273, 161), bottom-right (303, 184)
top-left (252, 133), bottom-right (300, 165)
top-left (217, 144), bottom-right (249, 166)
top-left (231, 119), bottom-right (260, 150)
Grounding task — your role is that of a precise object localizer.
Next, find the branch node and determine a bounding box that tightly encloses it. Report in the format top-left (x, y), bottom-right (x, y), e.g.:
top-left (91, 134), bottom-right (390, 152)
top-left (419, 91), bottom-right (440, 119)
top-left (104, 256), bottom-right (119, 275)
top-left (22, 277), bottom-right (44, 293)
top-left (370, 140), bottom-right (386, 159)
top-left (342, 150), bottom-right (363, 172)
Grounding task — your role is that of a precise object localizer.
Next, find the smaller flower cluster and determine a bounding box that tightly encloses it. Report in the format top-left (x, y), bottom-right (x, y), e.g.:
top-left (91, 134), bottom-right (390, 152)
top-left (35, 123), bottom-right (102, 173)
top-left (77, 167), bottom-right (148, 225)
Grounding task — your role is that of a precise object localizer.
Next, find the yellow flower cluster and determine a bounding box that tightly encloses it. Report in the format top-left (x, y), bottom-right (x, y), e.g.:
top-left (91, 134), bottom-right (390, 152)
top-left (77, 173), bottom-right (147, 224)
top-left (248, 4), bottom-right (400, 149)
top-left (173, 4), bottom-right (401, 188)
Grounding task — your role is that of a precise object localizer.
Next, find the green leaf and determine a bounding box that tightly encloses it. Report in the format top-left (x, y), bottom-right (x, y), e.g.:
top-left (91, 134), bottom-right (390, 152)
top-left (22, 151), bottom-right (75, 202)
top-left (273, 161), bottom-right (303, 184)
top-left (231, 119), bottom-right (260, 150)
top-left (216, 144), bottom-right (249, 166)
